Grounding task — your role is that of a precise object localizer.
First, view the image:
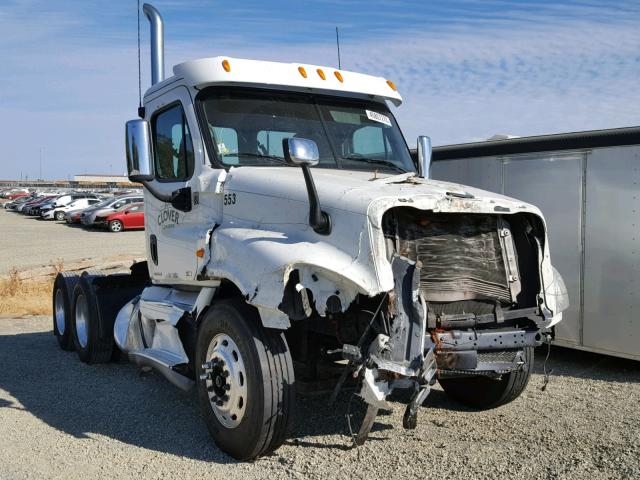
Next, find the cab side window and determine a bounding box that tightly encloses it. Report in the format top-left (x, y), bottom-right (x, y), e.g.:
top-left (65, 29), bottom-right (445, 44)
top-left (152, 104), bottom-right (194, 181)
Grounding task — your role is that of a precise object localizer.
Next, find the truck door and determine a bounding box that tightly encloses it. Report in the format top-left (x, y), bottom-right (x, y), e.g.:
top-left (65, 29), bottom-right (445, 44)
top-left (144, 86), bottom-right (216, 284)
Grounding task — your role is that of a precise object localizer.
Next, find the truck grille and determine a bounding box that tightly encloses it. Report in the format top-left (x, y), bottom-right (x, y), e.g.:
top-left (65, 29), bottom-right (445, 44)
top-left (394, 211), bottom-right (512, 303)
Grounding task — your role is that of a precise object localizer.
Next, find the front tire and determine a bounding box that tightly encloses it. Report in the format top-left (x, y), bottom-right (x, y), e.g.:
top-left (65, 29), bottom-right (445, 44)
top-left (196, 298), bottom-right (295, 460)
top-left (439, 347), bottom-right (534, 409)
top-left (109, 220), bottom-right (123, 232)
top-left (55, 210), bottom-right (65, 221)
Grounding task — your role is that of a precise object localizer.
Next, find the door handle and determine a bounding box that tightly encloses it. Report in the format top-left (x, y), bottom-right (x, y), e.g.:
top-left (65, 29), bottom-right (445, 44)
top-left (150, 234), bottom-right (158, 265)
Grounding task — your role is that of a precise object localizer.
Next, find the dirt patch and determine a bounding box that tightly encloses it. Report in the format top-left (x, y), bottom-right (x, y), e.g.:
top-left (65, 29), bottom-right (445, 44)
top-left (0, 270), bottom-right (54, 316)
top-left (0, 258), bottom-right (140, 316)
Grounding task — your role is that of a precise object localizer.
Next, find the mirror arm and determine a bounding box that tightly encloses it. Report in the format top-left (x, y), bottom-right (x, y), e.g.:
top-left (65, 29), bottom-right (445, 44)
top-left (300, 165), bottom-right (331, 235)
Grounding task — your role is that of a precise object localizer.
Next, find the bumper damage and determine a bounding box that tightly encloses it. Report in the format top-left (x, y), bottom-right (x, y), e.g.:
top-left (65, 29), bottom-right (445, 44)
top-left (332, 254), bottom-right (551, 446)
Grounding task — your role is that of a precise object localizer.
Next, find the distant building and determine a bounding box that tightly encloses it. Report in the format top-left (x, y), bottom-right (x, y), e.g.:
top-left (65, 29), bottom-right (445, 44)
top-left (73, 174), bottom-right (133, 184)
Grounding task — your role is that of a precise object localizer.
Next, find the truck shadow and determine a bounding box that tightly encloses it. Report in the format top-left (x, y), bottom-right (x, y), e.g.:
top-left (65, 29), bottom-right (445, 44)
top-left (0, 330), bottom-right (390, 461)
top-left (0, 330), bottom-right (636, 463)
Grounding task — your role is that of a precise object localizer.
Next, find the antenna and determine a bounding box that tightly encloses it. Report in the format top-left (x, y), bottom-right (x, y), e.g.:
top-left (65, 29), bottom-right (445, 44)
top-left (335, 27), bottom-right (341, 69)
top-left (137, 0), bottom-right (142, 110)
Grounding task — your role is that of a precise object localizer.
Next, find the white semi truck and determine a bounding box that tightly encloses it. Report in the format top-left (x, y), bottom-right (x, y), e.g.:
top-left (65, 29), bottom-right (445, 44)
top-left (52, 4), bottom-right (569, 460)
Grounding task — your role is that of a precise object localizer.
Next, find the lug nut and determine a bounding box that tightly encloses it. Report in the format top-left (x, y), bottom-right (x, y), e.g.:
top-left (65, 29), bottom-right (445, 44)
top-left (222, 370), bottom-right (230, 378)
top-left (216, 400), bottom-right (224, 406)
top-left (222, 394), bottom-right (230, 402)
top-left (223, 384), bottom-right (231, 391)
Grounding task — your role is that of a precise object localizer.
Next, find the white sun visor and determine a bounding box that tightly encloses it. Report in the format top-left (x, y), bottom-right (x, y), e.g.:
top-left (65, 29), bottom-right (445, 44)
top-left (173, 56), bottom-right (403, 106)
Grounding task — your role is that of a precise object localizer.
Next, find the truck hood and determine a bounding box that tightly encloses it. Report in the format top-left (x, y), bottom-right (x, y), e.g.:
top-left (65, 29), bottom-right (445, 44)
top-left (224, 166), bottom-right (543, 223)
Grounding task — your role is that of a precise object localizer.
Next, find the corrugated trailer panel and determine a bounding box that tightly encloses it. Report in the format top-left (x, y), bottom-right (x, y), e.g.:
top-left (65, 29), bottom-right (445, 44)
top-left (431, 157), bottom-right (502, 192)
top-left (582, 146), bottom-right (639, 359)
top-left (502, 153), bottom-right (584, 347)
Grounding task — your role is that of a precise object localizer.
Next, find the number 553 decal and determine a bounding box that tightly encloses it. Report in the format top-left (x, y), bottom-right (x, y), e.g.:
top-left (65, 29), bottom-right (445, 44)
top-left (223, 193), bottom-right (237, 205)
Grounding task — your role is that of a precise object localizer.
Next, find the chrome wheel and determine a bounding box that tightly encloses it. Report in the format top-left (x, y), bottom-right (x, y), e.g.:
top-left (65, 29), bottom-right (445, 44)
top-left (55, 211), bottom-right (65, 221)
top-left (75, 293), bottom-right (89, 348)
top-left (54, 288), bottom-right (65, 335)
top-left (202, 333), bottom-right (247, 428)
top-left (109, 220), bottom-right (123, 232)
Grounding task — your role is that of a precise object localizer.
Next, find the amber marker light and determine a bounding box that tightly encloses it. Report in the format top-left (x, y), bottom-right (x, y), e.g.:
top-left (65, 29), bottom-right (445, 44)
top-left (334, 71), bottom-right (344, 82)
top-left (317, 68), bottom-right (326, 80)
top-left (298, 66), bottom-right (307, 78)
top-left (386, 79), bottom-right (397, 91)
top-left (196, 248), bottom-right (205, 258)
top-left (222, 59), bottom-right (231, 72)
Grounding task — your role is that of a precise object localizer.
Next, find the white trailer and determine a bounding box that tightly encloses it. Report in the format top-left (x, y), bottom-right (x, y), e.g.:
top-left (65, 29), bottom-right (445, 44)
top-left (51, 4), bottom-right (568, 460)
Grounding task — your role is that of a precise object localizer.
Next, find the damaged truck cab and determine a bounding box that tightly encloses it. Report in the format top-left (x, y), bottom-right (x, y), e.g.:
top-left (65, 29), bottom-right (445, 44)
top-left (52, 3), bottom-right (569, 461)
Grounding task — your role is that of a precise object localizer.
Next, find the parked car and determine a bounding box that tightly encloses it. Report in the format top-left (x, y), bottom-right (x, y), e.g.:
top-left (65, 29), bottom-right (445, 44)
top-left (22, 195), bottom-right (57, 215)
top-left (100, 203), bottom-right (145, 232)
top-left (42, 197), bottom-right (103, 221)
top-left (39, 193), bottom-right (99, 218)
top-left (3, 189), bottom-right (30, 200)
top-left (3, 195), bottom-right (35, 210)
top-left (65, 197), bottom-right (112, 224)
top-left (81, 196), bottom-right (143, 227)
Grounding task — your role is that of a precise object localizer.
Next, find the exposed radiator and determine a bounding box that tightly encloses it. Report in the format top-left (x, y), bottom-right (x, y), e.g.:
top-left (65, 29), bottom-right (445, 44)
top-left (394, 211), bottom-right (515, 303)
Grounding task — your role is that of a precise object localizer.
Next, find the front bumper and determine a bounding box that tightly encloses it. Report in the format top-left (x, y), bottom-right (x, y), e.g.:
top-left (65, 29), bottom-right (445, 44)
top-left (433, 327), bottom-right (546, 375)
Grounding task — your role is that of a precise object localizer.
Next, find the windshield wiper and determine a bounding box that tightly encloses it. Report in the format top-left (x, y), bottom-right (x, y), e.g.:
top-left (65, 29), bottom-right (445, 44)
top-left (234, 152), bottom-right (290, 166)
top-left (340, 155), bottom-right (407, 174)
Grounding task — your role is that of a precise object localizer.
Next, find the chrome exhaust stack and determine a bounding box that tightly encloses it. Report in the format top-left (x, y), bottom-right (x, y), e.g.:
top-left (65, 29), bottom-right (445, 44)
top-left (143, 3), bottom-right (165, 85)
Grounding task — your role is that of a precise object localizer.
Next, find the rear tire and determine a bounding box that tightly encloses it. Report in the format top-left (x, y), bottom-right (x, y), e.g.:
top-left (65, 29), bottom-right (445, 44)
top-left (52, 272), bottom-right (80, 351)
top-left (439, 347), bottom-right (534, 409)
top-left (109, 220), bottom-right (123, 232)
top-left (196, 298), bottom-right (295, 460)
top-left (71, 275), bottom-right (114, 363)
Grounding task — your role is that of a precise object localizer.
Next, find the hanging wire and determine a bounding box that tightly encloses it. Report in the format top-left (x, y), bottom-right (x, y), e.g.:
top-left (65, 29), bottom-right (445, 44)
top-left (540, 340), bottom-right (553, 391)
top-left (137, 0), bottom-right (142, 108)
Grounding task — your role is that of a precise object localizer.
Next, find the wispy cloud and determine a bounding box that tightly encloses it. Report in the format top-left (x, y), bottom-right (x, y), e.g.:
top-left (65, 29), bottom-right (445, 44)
top-left (0, 0), bottom-right (638, 179)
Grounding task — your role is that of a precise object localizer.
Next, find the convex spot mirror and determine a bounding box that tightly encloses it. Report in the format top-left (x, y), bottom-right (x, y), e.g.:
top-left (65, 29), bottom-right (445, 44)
top-left (125, 119), bottom-right (154, 182)
top-left (417, 135), bottom-right (432, 179)
top-left (283, 137), bottom-right (320, 166)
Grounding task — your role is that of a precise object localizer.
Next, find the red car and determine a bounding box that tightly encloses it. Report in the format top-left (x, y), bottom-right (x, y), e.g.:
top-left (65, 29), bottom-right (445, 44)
top-left (105, 203), bottom-right (144, 232)
top-left (7, 191), bottom-right (30, 200)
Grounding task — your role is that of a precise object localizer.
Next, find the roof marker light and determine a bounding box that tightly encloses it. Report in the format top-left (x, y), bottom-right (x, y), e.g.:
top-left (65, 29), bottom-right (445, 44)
top-left (222, 59), bottom-right (231, 72)
top-left (298, 66), bottom-right (307, 78)
top-left (386, 79), bottom-right (397, 91)
top-left (317, 68), bottom-right (326, 80)
top-left (334, 71), bottom-right (343, 82)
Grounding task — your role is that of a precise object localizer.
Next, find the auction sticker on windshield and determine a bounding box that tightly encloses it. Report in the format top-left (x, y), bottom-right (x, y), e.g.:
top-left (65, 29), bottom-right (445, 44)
top-left (365, 110), bottom-right (391, 126)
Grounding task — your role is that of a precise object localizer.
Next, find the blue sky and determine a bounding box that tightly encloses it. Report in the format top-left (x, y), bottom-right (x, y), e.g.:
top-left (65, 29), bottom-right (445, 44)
top-left (1, 0), bottom-right (639, 180)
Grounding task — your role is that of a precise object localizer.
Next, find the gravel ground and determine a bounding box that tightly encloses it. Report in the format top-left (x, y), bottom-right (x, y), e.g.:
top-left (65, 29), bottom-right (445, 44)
top-left (0, 316), bottom-right (638, 480)
top-left (0, 208), bottom-right (145, 275)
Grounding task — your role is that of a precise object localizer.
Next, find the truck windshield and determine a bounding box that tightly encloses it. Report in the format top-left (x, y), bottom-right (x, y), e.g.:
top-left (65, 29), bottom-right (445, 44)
top-left (199, 88), bottom-right (415, 173)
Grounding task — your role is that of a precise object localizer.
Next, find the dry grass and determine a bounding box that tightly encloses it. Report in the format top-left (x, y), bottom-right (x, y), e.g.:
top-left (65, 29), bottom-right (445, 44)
top-left (0, 267), bottom-right (55, 317)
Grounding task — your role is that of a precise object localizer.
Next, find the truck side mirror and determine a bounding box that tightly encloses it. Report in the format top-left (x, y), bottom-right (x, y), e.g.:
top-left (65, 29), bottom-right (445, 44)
top-left (417, 135), bottom-right (432, 179)
top-left (283, 137), bottom-right (319, 166)
top-left (125, 119), bottom-right (154, 182)
top-left (283, 138), bottom-right (331, 235)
